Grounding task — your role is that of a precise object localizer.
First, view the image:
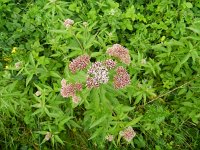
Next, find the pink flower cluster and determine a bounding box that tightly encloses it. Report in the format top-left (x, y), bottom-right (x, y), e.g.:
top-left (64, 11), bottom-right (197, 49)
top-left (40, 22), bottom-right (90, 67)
top-left (64, 19), bottom-right (74, 27)
top-left (103, 59), bottom-right (116, 69)
top-left (60, 79), bottom-right (82, 104)
top-left (114, 66), bottom-right (130, 89)
top-left (120, 126), bottom-right (136, 142)
top-left (69, 55), bottom-right (90, 73)
top-left (106, 44), bottom-right (131, 65)
top-left (105, 134), bottom-right (114, 142)
top-left (86, 62), bottom-right (109, 88)
top-left (72, 95), bottom-right (80, 104)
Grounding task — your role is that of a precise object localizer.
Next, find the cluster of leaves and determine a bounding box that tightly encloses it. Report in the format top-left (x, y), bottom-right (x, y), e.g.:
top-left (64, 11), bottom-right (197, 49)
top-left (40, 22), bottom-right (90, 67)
top-left (0, 0), bottom-right (200, 149)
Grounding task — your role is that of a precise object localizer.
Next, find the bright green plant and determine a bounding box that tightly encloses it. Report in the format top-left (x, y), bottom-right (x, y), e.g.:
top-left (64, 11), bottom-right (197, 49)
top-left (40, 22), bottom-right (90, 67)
top-left (1, 0), bottom-right (200, 149)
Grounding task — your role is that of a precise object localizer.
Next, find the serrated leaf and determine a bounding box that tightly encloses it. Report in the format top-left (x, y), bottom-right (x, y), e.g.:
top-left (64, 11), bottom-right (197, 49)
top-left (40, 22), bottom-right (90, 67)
top-left (178, 88), bottom-right (187, 95)
top-left (58, 117), bottom-right (72, 127)
top-left (185, 36), bottom-right (200, 40)
top-left (180, 53), bottom-right (190, 65)
top-left (121, 105), bottom-right (134, 112)
top-left (63, 50), bottom-right (82, 60)
top-left (88, 127), bottom-right (103, 140)
top-left (125, 116), bottom-right (142, 127)
top-left (29, 53), bottom-right (35, 66)
top-left (89, 115), bottom-right (108, 129)
top-left (134, 93), bottom-right (142, 104)
top-left (32, 108), bottom-right (42, 116)
top-left (54, 135), bottom-right (64, 145)
top-left (187, 27), bottom-right (200, 34)
top-left (69, 120), bottom-right (82, 128)
top-left (182, 102), bottom-right (193, 107)
top-left (84, 34), bottom-right (97, 49)
top-left (91, 52), bottom-right (102, 57)
top-left (50, 71), bottom-right (61, 78)
top-left (26, 74), bottom-right (33, 86)
top-left (185, 2), bottom-right (193, 8)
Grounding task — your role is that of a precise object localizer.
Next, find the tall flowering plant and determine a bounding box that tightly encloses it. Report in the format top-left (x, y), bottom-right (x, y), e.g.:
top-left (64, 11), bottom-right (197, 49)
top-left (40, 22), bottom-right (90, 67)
top-left (61, 43), bottom-right (131, 105)
top-left (59, 21), bottom-right (142, 146)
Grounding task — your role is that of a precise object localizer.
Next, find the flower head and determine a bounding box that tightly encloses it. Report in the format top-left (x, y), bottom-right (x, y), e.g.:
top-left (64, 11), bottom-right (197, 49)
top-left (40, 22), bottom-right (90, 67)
top-left (61, 79), bottom-right (67, 86)
top-left (106, 44), bottom-right (131, 65)
top-left (15, 62), bottom-right (22, 69)
top-left (141, 59), bottom-right (147, 65)
top-left (69, 55), bottom-right (90, 73)
top-left (86, 77), bottom-right (99, 88)
top-left (103, 59), bottom-right (116, 69)
top-left (60, 79), bottom-right (82, 99)
top-left (74, 83), bottom-right (82, 91)
top-left (86, 62), bottom-right (109, 88)
top-left (113, 66), bottom-right (130, 89)
top-left (83, 22), bottom-right (88, 27)
top-left (64, 19), bottom-right (74, 27)
top-left (119, 126), bottom-right (136, 142)
top-left (45, 132), bottom-right (52, 141)
top-left (60, 83), bottom-right (75, 98)
top-left (72, 95), bottom-right (81, 104)
top-left (35, 91), bottom-right (41, 97)
top-left (105, 134), bottom-right (114, 142)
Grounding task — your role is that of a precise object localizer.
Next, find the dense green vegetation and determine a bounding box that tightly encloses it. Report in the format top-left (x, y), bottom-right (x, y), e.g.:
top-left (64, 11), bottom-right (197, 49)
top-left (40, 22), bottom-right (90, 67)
top-left (0, 0), bottom-right (200, 149)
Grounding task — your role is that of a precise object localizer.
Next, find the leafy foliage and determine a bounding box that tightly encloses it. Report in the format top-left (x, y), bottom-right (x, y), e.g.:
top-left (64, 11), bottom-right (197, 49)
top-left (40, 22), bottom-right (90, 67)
top-left (0, 0), bottom-right (200, 149)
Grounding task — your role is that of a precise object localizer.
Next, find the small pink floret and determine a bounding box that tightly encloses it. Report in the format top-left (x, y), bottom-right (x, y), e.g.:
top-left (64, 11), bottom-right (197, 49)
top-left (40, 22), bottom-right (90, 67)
top-left (106, 44), bottom-right (131, 65)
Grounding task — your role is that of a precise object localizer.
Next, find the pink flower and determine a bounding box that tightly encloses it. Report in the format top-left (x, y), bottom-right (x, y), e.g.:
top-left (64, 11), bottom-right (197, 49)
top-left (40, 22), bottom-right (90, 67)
top-left (86, 62), bottom-right (109, 88)
top-left (69, 55), bottom-right (90, 73)
top-left (119, 126), bottom-right (136, 142)
top-left (61, 79), bottom-right (66, 86)
top-left (86, 77), bottom-right (99, 88)
top-left (64, 19), bottom-right (74, 27)
top-left (113, 66), bottom-right (130, 89)
top-left (103, 59), bottom-right (116, 69)
top-left (105, 134), bottom-right (114, 142)
top-left (60, 79), bottom-right (82, 100)
top-left (106, 44), bottom-right (131, 65)
top-left (74, 83), bottom-right (82, 91)
top-left (72, 95), bottom-right (81, 104)
top-left (60, 83), bottom-right (75, 98)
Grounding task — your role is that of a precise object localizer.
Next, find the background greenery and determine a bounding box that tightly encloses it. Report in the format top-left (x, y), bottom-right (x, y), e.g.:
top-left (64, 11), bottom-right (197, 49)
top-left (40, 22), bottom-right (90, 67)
top-left (0, 0), bottom-right (200, 149)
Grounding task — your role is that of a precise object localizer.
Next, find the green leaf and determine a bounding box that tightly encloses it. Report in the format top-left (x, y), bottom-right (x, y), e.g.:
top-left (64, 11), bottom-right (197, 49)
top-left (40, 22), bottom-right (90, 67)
top-left (69, 120), bottom-right (82, 128)
top-left (125, 116), bottom-right (142, 127)
top-left (89, 127), bottom-right (103, 140)
top-left (178, 88), bottom-right (187, 95)
top-left (91, 52), bottom-right (102, 57)
top-left (49, 71), bottom-right (61, 78)
top-left (187, 27), bottom-right (200, 34)
top-left (26, 74), bottom-right (33, 86)
top-left (63, 50), bottom-right (82, 60)
top-left (185, 2), bottom-right (193, 8)
top-left (89, 115), bottom-right (108, 129)
top-left (180, 53), bottom-right (190, 65)
top-left (58, 117), bottom-right (72, 129)
top-left (54, 135), bottom-right (64, 145)
top-left (84, 34), bottom-right (97, 49)
top-left (134, 93), bottom-right (142, 104)
top-left (182, 102), bottom-right (193, 107)
top-left (32, 108), bottom-right (43, 116)
top-left (29, 53), bottom-right (35, 66)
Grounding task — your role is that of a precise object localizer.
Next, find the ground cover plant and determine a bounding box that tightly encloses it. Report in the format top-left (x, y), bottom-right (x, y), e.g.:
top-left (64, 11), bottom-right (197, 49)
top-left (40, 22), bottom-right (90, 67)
top-left (0, 0), bottom-right (200, 149)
